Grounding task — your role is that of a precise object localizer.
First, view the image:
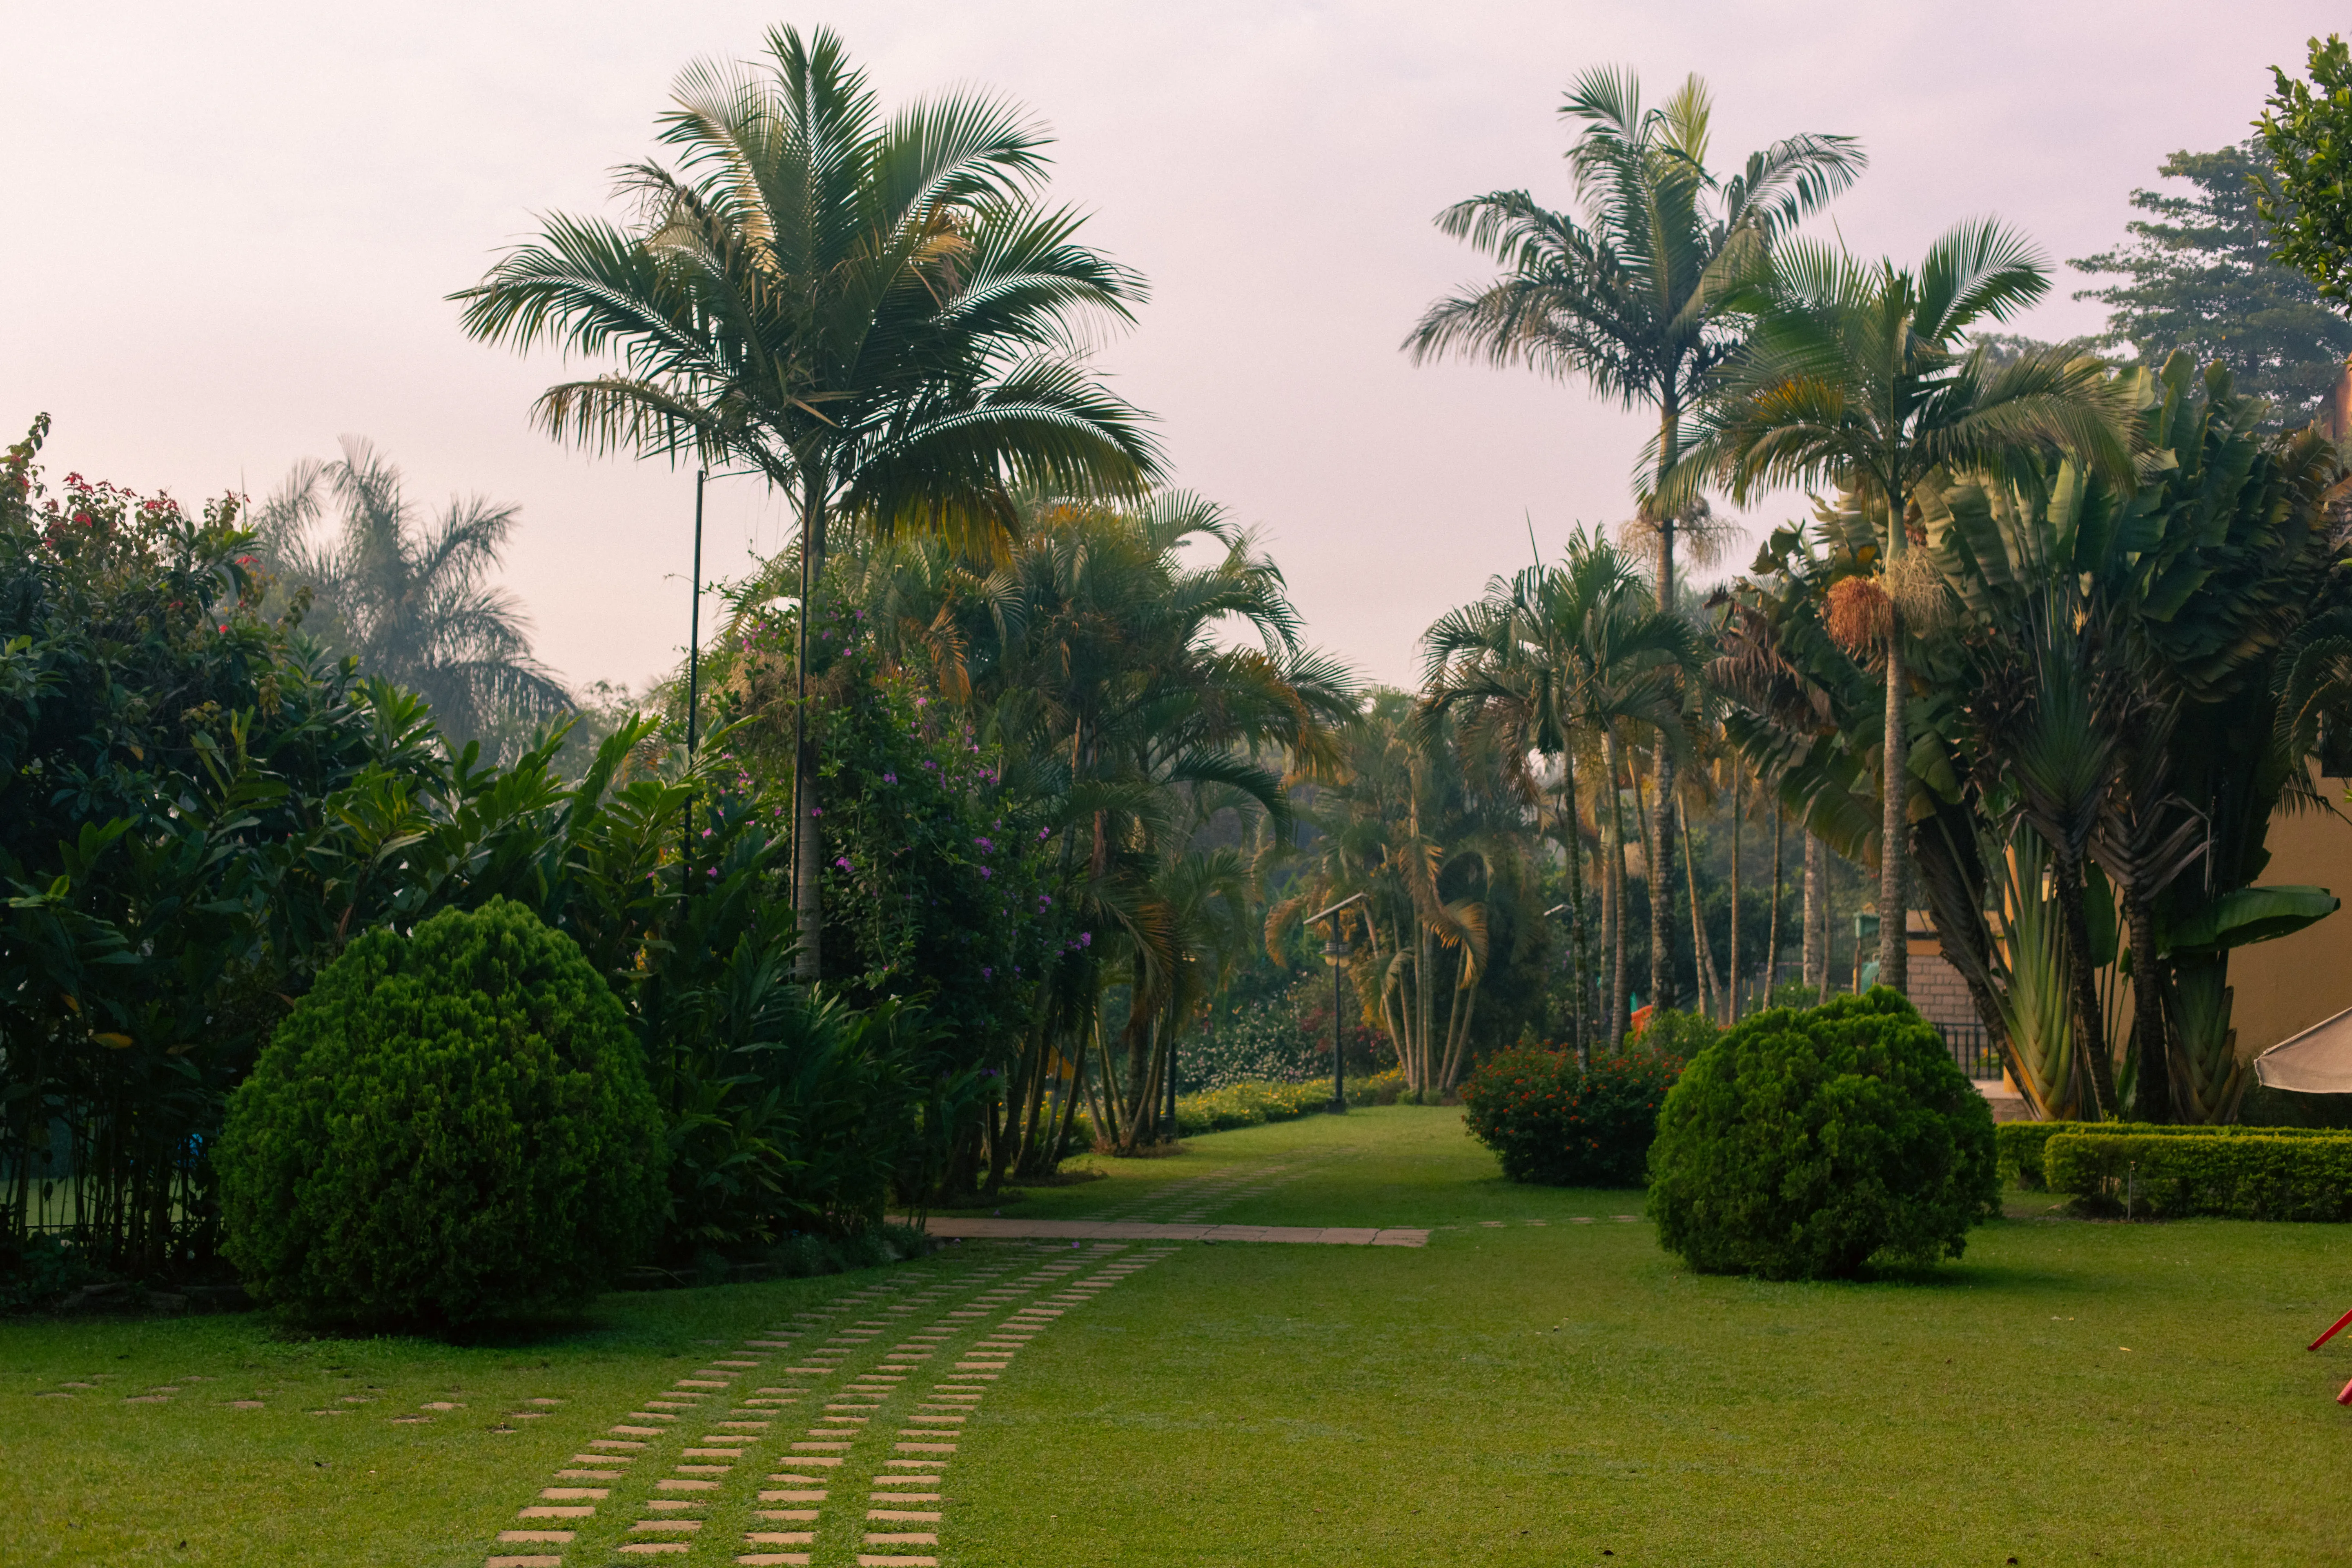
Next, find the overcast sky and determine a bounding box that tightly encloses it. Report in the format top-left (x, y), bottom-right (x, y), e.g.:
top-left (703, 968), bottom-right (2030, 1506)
top-left (5, 2), bottom-right (2332, 694)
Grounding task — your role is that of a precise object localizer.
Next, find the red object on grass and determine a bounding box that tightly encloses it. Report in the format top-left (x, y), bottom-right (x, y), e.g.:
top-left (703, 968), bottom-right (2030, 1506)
top-left (2337, 1378), bottom-right (2352, 1408)
top-left (2310, 1306), bottom-right (2352, 1352)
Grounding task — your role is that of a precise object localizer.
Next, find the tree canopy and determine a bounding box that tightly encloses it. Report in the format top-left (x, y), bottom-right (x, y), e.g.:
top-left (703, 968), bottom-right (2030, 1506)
top-left (2072, 140), bottom-right (2352, 425)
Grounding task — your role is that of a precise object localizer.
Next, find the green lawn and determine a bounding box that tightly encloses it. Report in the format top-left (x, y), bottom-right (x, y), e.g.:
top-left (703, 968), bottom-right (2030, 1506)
top-left (9, 1106), bottom-right (2352, 1565)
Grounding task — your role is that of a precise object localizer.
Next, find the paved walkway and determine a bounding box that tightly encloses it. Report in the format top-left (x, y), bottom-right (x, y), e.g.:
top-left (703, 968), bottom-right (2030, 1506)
top-left (909, 1217), bottom-right (1429, 1247)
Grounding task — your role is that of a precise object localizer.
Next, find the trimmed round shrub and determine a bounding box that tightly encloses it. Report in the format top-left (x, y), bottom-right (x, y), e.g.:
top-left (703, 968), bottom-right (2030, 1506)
top-left (218, 898), bottom-right (667, 1328)
top-left (1646, 989), bottom-right (1998, 1280)
top-left (1463, 1046), bottom-right (1682, 1187)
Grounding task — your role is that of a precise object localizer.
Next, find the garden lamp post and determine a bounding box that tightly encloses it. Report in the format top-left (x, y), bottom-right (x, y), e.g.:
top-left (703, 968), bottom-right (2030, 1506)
top-left (1308, 893), bottom-right (1367, 1114)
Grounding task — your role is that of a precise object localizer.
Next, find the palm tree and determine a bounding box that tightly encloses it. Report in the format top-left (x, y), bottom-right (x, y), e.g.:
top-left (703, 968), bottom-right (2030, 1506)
top-left (452, 25), bottom-right (1158, 977)
top-left (1406, 67), bottom-right (1864, 1015)
top-left (1419, 532), bottom-right (1701, 1057)
top-left (253, 438), bottom-right (571, 751)
top-left (1688, 221), bottom-right (2136, 993)
top-left (820, 490), bottom-right (1351, 1164)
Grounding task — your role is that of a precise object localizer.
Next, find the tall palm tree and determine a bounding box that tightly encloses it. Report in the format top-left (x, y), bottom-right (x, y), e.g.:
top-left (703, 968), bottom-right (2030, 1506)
top-left (253, 438), bottom-right (571, 751)
top-left (1419, 532), bottom-right (1701, 1056)
top-left (1688, 221), bottom-right (2136, 993)
top-left (452, 25), bottom-right (1158, 976)
top-left (1406, 68), bottom-right (1864, 1014)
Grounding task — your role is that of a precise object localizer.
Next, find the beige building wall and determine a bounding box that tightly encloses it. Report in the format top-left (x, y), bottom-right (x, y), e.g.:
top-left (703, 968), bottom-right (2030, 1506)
top-left (2229, 785), bottom-right (2352, 1060)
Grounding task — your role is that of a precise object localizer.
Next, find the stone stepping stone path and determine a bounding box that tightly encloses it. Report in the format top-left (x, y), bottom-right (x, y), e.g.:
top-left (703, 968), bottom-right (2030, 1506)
top-left (475, 1242), bottom-right (1175, 1567)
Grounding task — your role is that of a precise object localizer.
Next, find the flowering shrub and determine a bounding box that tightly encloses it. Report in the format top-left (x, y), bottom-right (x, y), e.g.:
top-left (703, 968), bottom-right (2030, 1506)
top-left (1462, 1046), bottom-right (1681, 1187)
top-left (1178, 998), bottom-right (1323, 1090)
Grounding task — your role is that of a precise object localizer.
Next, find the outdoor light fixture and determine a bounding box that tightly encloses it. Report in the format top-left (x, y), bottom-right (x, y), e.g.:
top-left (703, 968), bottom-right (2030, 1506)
top-left (1307, 893), bottom-right (1368, 1114)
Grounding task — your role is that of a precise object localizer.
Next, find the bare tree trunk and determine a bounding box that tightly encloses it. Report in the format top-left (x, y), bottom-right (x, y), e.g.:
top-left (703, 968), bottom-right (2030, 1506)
top-left (1804, 832), bottom-right (1828, 1001)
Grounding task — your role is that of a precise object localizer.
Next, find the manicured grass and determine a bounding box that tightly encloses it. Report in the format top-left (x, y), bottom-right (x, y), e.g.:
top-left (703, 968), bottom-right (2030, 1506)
top-left (0, 1263), bottom-right (960, 1566)
top-left (945, 1109), bottom-right (2352, 1565)
top-left (13, 1107), bottom-right (2352, 1565)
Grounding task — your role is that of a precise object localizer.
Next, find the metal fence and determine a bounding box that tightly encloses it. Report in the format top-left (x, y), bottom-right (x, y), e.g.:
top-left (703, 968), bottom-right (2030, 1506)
top-left (1934, 1020), bottom-right (2003, 1081)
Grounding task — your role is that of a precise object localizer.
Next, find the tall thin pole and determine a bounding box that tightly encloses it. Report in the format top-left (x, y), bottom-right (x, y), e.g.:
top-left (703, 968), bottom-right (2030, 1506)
top-left (1332, 943), bottom-right (1347, 1112)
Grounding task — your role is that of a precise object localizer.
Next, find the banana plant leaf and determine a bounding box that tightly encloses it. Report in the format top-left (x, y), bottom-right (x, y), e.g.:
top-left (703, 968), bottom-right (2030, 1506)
top-left (2160, 884), bottom-right (2341, 957)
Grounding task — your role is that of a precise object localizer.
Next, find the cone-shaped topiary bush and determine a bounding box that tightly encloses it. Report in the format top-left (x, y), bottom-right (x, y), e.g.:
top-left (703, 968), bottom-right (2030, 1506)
top-left (1646, 988), bottom-right (1998, 1280)
top-left (218, 898), bottom-right (666, 1328)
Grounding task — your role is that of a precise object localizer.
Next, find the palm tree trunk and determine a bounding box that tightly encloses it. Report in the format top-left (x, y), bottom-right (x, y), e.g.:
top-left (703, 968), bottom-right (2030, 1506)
top-left (1602, 727), bottom-right (1629, 1047)
top-left (1728, 768), bottom-right (1742, 1022)
top-left (1766, 795), bottom-right (1783, 1002)
top-left (792, 470), bottom-right (829, 981)
top-left (1678, 795), bottom-right (1722, 1018)
top-left (1878, 502), bottom-right (1909, 994)
top-left (1631, 746), bottom-right (1673, 1011)
top-left (1560, 755), bottom-right (1590, 1067)
top-left (1650, 396), bottom-right (1682, 1014)
top-left (1804, 831), bottom-right (1827, 1000)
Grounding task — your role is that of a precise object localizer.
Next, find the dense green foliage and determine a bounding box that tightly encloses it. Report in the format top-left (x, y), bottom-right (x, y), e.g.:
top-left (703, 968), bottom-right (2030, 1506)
top-left (2044, 1128), bottom-right (2352, 1220)
top-left (2260, 34), bottom-right (2352, 307)
top-left (1646, 991), bottom-right (1998, 1278)
top-left (0, 419), bottom-right (405, 1272)
top-left (0, 422), bottom-right (973, 1290)
top-left (2071, 141), bottom-right (2352, 424)
top-left (1463, 1045), bottom-right (1682, 1187)
top-left (217, 900), bottom-right (665, 1326)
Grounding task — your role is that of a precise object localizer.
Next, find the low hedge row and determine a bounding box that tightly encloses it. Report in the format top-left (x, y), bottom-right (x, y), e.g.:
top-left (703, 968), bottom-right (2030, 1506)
top-left (2043, 1131), bottom-right (2352, 1221)
top-left (1998, 1120), bottom-right (2348, 1189)
top-left (1073, 1076), bottom-right (1358, 1148)
top-left (1177, 1078), bottom-right (1330, 1134)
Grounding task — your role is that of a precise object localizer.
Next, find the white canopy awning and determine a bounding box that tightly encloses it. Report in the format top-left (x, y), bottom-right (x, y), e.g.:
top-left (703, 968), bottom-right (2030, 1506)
top-left (2254, 1006), bottom-right (2352, 1094)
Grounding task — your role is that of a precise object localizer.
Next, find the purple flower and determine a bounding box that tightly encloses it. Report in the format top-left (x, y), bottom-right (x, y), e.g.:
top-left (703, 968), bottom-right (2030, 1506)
top-left (974, 836), bottom-right (993, 852)
top-left (979, 867), bottom-right (993, 880)
top-left (1079, 931), bottom-right (1092, 947)
top-left (706, 866), bottom-right (718, 878)
top-left (810, 806), bottom-right (823, 817)
top-left (701, 827), bottom-right (714, 839)
top-left (882, 772), bottom-right (897, 784)
top-left (1038, 827), bottom-right (1051, 841)
top-left (982, 966), bottom-right (993, 979)
top-left (835, 856), bottom-right (853, 871)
